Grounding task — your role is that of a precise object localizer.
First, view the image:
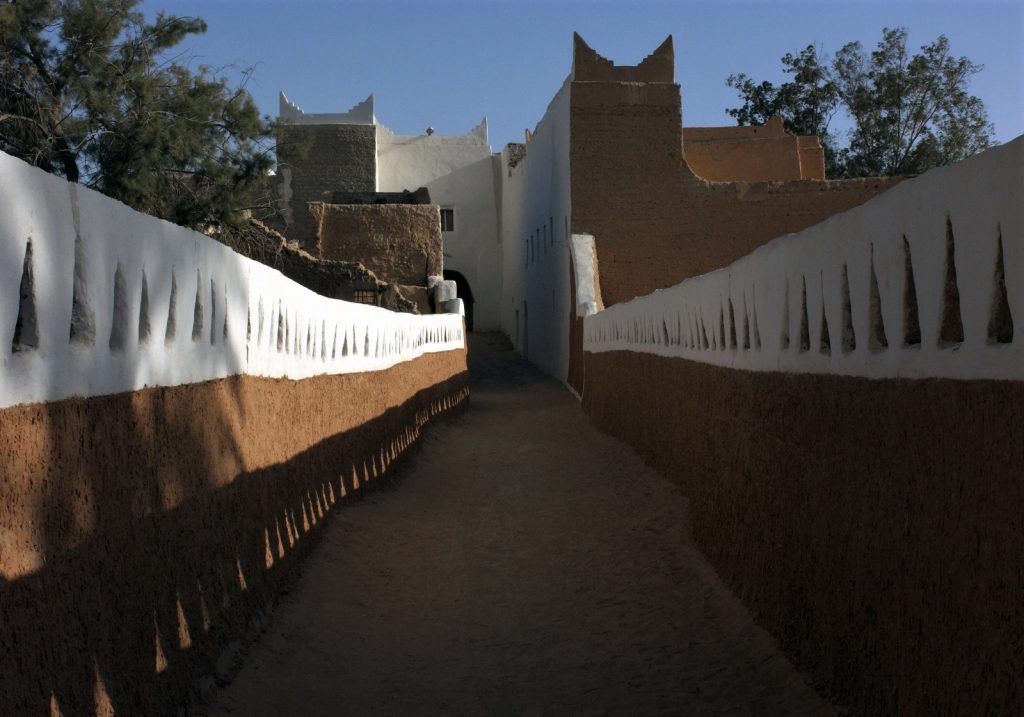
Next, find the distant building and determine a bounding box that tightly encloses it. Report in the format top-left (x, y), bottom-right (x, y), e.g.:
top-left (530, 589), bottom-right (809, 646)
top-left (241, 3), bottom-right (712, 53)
top-left (276, 34), bottom-right (898, 378)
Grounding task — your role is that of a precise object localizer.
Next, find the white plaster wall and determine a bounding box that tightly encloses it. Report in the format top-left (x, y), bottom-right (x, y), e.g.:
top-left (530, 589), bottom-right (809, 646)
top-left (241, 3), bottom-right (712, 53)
top-left (376, 120), bottom-right (492, 192)
top-left (425, 154), bottom-right (502, 331)
top-left (583, 137), bottom-right (1024, 381)
top-left (0, 151), bottom-right (465, 410)
top-left (570, 233), bottom-right (601, 317)
top-left (279, 92), bottom-right (375, 125)
top-left (499, 78), bottom-right (573, 381)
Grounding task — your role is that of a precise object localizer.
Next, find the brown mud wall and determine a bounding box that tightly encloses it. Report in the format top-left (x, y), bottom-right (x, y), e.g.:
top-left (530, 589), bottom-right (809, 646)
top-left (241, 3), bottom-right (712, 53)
top-left (568, 78), bottom-right (902, 309)
top-left (683, 118), bottom-right (825, 182)
top-left (582, 350), bottom-right (1023, 716)
top-left (277, 123), bottom-right (377, 243)
top-left (218, 220), bottom-right (417, 313)
top-left (0, 350), bottom-right (468, 716)
top-left (309, 203), bottom-right (443, 287)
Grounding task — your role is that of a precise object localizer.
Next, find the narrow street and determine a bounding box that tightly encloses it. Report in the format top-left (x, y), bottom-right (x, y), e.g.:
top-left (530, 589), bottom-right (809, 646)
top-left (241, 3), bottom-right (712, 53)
top-left (208, 334), bottom-right (832, 716)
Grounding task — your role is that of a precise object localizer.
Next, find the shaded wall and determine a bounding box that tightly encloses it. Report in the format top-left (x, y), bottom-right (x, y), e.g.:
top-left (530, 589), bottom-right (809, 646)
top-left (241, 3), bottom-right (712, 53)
top-left (308, 203), bottom-right (443, 287)
top-left (582, 350), bottom-right (1022, 716)
top-left (577, 139), bottom-right (1023, 715)
top-left (218, 220), bottom-right (416, 312)
top-left (277, 123), bottom-right (377, 242)
top-left (498, 77), bottom-right (573, 379)
top-left (0, 349), bottom-right (469, 716)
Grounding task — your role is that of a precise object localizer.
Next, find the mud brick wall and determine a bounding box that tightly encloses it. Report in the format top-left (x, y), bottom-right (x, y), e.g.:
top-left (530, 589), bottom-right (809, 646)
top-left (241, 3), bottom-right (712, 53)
top-left (277, 124), bottom-right (377, 243)
top-left (582, 350), bottom-right (1023, 717)
top-left (309, 203), bottom-right (443, 287)
top-left (0, 349), bottom-right (468, 716)
top-left (683, 118), bottom-right (825, 182)
top-left (218, 221), bottom-right (418, 313)
top-left (568, 78), bottom-right (901, 309)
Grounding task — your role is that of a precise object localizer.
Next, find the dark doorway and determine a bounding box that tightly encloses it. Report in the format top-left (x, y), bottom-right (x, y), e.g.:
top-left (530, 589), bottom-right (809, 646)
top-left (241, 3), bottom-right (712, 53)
top-left (443, 269), bottom-right (475, 331)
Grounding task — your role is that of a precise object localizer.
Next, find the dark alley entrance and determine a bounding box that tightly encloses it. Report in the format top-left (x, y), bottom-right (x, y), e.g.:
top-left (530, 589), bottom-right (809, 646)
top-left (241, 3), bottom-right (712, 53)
top-left (444, 270), bottom-right (474, 331)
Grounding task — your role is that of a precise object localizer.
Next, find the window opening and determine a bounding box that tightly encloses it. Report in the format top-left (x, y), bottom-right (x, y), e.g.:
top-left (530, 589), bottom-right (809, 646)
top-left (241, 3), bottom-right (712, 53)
top-left (440, 208), bottom-right (455, 232)
top-left (353, 289), bottom-right (377, 305)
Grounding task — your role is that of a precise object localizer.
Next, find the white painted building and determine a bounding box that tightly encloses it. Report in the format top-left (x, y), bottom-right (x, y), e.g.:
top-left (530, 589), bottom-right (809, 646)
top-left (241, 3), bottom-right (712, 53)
top-left (279, 92), bottom-right (502, 331)
top-left (495, 79), bottom-right (573, 381)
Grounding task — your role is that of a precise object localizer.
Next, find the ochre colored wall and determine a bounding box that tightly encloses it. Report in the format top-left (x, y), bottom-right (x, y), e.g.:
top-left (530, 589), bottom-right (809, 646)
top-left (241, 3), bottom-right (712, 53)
top-left (683, 118), bottom-right (825, 182)
top-left (309, 203), bottom-right (443, 287)
top-left (0, 350), bottom-right (468, 716)
top-left (582, 350), bottom-right (1023, 717)
top-left (568, 76), bottom-right (901, 310)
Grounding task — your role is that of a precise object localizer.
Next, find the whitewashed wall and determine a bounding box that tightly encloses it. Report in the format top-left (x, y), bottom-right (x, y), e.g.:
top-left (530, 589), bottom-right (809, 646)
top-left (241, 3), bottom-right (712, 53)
top-left (0, 152), bottom-right (465, 410)
top-left (376, 120), bottom-right (492, 192)
top-left (425, 154), bottom-right (503, 331)
top-left (279, 91), bottom-right (375, 125)
top-left (499, 77), bottom-right (573, 380)
top-left (583, 138), bottom-right (1024, 381)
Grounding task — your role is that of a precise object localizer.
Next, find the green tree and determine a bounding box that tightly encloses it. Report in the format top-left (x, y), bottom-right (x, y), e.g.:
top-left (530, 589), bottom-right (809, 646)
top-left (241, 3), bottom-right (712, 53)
top-left (727, 45), bottom-right (843, 175)
top-left (0, 0), bottom-right (274, 229)
top-left (726, 27), bottom-right (995, 178)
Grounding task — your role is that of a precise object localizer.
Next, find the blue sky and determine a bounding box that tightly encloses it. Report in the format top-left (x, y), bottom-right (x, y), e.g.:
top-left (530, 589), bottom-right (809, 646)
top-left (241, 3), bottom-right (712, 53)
top-left (141, 0), bottom-right (1023, 150)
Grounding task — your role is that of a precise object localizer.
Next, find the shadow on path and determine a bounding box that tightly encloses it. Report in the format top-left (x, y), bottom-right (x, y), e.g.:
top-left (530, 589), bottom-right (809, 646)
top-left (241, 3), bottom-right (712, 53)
top-left (206, 333), bottom-right (834, 716)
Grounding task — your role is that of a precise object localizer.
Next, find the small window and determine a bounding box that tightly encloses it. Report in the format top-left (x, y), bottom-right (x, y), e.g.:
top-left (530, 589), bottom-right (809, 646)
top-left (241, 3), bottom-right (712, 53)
top-left (440, 208), bottom-right (455, 232)
top-left (352, 289), bottom-right (377, 305)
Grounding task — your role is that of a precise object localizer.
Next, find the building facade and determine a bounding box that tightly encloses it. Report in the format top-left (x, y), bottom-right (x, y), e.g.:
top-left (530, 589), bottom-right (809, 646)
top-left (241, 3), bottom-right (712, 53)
top-left (277, 34), bottom-right (899, 379)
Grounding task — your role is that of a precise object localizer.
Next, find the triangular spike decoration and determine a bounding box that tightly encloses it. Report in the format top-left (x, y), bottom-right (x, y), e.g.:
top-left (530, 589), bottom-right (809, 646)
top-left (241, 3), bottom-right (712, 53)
top-left (902, 236), bottom-right (922, 347)
top-left (780, 279), bottom-right (790, 349)
top-left (718, 304), bottom-right (726, 351)
top-left (938, 217), bottom-right (964, 346)
top-left (191, 270), bottom-right (204, 342)
top-left (209, 280), bottom-right (217, 345)
top-left (164, 269), bottom-right (177, 345)
top-left (12, 239), bottom-right (39, 352)
top-left (869, 244), bottom-right (889, 352)
top-left (257, 297), bottom-right (264, 344)
top-left (798, 277), bottom-right (810, 352)
top-left (727, 297), bottom-right (737, 349)
top-left (108, 262), bottom-right (129, 351)
top-left (572, 33), bottom-right (673, 82)
top-left (468, 117), bottom-right (488, 143)
top-left (742, 296), bottom-right (750, 351)
top-left (637, 35), bottom-right (675, 81)
top-left (752, 301), bottom-right (762, 350)
top-left (572, 33), bottom-right (611, 76)
top-left (139, 271), bottom-right (151, 346)
top-left (819, 296), bottom-right (831, 356)
top-left (276, 304), bottom-right (284, 352)
top-left (70, 235), bottom-right (96, 346)
top-left (987, 227), bottom-right (1013, 344)
top-left (841, 264), bottom-right (856, 354)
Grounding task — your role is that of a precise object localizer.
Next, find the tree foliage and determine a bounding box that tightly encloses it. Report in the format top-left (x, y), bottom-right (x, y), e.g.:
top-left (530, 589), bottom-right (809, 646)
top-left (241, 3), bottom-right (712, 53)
top-left (0, 0), bottom-right (274, 229)
top-left (727, 45), bottom-right (843, 175)
top-left (726, 27), bottom-right (995, 178)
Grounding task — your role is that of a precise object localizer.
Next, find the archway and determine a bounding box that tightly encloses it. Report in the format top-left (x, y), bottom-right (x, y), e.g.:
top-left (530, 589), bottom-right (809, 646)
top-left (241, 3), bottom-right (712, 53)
top-left (443, 269), bottom-right (475, 331)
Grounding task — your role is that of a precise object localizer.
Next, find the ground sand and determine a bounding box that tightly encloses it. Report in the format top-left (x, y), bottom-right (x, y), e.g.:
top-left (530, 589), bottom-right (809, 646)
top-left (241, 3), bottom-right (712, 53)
top-left (206, 334), bottom-right (834, 716)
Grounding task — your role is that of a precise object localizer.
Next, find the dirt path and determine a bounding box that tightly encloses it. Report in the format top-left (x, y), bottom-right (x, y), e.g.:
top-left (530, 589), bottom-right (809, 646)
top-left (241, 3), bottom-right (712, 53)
top-left (207, 334), bottom-right (833, 716)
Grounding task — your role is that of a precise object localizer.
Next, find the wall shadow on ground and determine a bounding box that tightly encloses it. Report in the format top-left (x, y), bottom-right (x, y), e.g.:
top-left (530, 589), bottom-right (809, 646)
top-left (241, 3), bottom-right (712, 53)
top-left (0, 359), bottom-right (468, 716)
top-left (583, 350), bottom-right (1023, 717)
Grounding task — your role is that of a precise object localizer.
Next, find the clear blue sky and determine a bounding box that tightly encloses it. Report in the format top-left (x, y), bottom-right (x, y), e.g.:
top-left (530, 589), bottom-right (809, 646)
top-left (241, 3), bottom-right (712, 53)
top-left (141, 0), bottom-right (1023, 150)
